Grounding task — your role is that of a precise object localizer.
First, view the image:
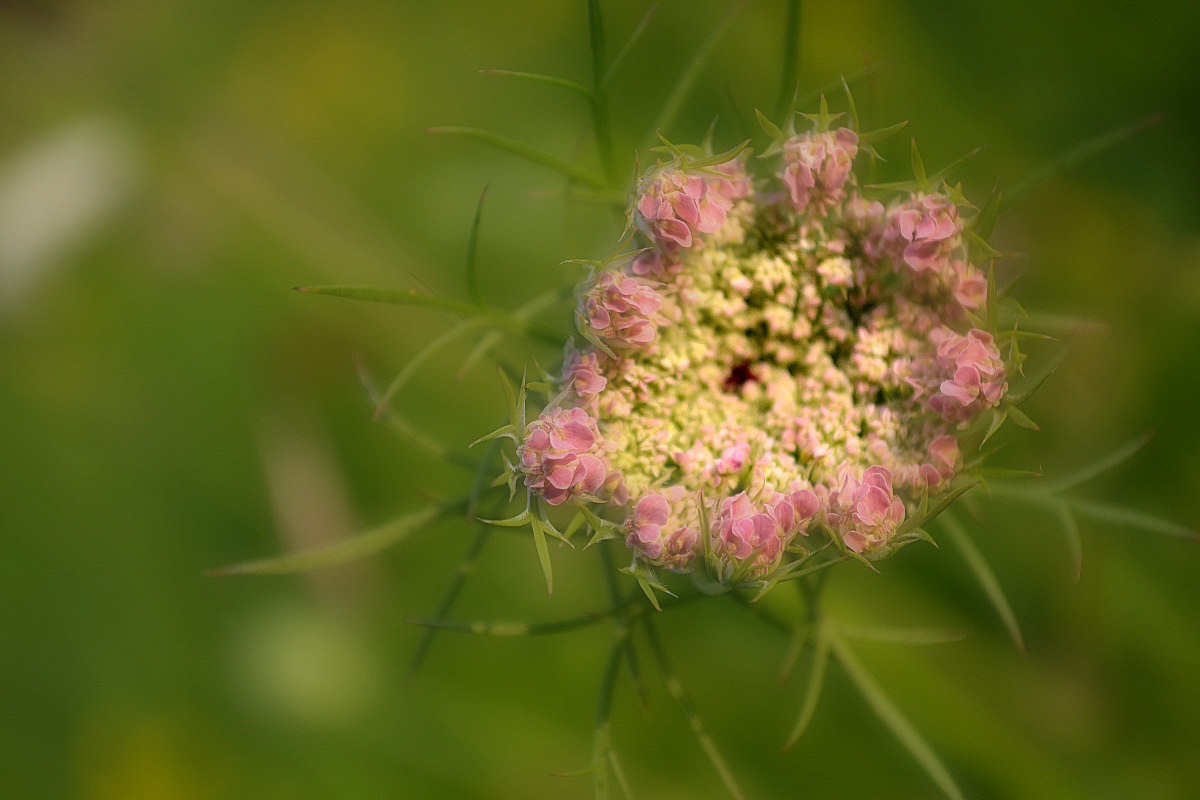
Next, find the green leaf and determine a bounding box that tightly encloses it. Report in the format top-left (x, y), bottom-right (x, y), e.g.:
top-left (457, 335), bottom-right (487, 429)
top-left (929, 145), bottom-right (984, 184)
top-left (427, 126), bottom-right (608, 188)
top-left (773, 0), bottom-right (803, 118)
top-left (406, 611), bottom-right (608, 637)
top-left (1066, 499), bottom-right (1198, 541)
top-left (644, 618), bottom-right (747, 800)
top-left (649, 1), bottom-right (743, 142)
top-left (941, 510), bottom-right (1024, 652)
top-left (829, 631), bottom-right (966, 800)
top-left (407, 525), bottom-right (492, 678)
top-left (838, 625), bottom-right (967, 646)
top-left (208, 503), bottom-right (451, 576)
top-left (783, 620), bottom-right (829, 750)
top-left (354, 354), bottom-right (477, 469)
top-left (900, 480), bottom-right (979, 535)
top-left (973, 183), bottom-right (1002, 240)
top-left (375, 317), bottom-right (488, 417)
top-left (1040, 432), bottom-right (1154, 494)
top-left (1001, 114), bottom-right (1162, 212)
top-left (857, 118), bottom-right (910, 147)
top-left (602, 4), bottom-right (655, 87)
top-left (986, 261), bottom-right (999, 333)
top-left (975, 467), bottom-right (1043, 480)
top-left (480, 69), bottom-right (592, 100)
top-left (296, 285), bottom-right (477, 315)
top-left (464, 185), bottom-right (488, 306)
top-left (1005, 338), bottom-right (1072, 404)
top-left (1055, 504), bottom-right (1083, 582)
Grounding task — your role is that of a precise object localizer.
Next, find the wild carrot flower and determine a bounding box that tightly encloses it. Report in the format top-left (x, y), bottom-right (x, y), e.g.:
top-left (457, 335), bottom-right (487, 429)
top-left (507, 117), bottom-right (1017, 585)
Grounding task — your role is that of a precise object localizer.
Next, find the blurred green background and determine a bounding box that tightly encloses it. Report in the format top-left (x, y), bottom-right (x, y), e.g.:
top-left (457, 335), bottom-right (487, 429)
top-left (3, 1), bottom-right (1199, 797)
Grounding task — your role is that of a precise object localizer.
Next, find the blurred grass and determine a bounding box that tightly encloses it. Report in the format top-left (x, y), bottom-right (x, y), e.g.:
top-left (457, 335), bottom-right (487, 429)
top-left (2, 1), bottom-right (1199, 797)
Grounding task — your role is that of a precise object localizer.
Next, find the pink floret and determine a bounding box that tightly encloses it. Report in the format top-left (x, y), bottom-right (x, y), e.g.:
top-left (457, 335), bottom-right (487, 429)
top-left (582, 271), bottom-right (663, 349)
top-left (520, 407), bottom-right (611, 505)
top-left (636, 162), bottom-right (744, 249)
top-left (781, 128), bottom-right (858, 216)
top-left (925, 327), bottom-right (1006, 423)
top-left (827, 466), bottom-right (906, 554)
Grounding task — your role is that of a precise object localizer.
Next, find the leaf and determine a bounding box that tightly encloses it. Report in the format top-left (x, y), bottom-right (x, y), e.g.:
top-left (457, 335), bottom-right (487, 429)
top-left (375, 317), bottom-right (488, 418)
top-left (464, 185), bottom-right (488, 306)
top-left (296, 285), bottom-right (477, 315)
top-left (929, 145), bottom-right (985, 184)
top-left (783, 620), bottom-right (829, 750)
top-left (1039, 432), bottom-right (1154, 494)
top-left (208, 503), bottom-right (450, 576)
top-left (829, 631), bottom-right (966, 800)
top-left (910, 138), bottom-right (928, 190)
top-left (857, 118), bottom-right (910, 147)
top-left (773, 0), bottom-right (803, 118)
top-left (602, 4), bottom-right (655, 87)
top-left (406, 611), bottom-right (608, 637)
top-left (644, 619), bottom-right (747, 800)
top-left (427, 126), bottom-right (608, 188)
top-left (649, 1), bottom-right (743, 141)
top-left (941, 510), bottom-right (1025, 652)
top-left (480, 69), bottom-right (592, 100)
top-left (900, 480), bottom-right (979, 535)
top-left (986, 261), bottom-right (999, 333)
top-left (1066, 499), bottom-right (1198, 541)
top-left (975, 467), bottom-right (1043, 480)
top-left (1005, 337), bottom-right (1072, 404)
top-left (354, 354), bottom-right (477, 469)
top-left (1055, 504), bottom-right (1083, 582)
top-left (838, 625), bottom-right (968, 646)
top-left (1000, 114), bottom-right (1162, 212)
top-left (407, 526), bottom-right (492, 678)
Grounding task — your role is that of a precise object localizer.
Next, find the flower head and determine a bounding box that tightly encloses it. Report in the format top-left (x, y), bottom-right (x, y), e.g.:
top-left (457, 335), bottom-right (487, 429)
top-left (519, 407), bottom-right (612, 505)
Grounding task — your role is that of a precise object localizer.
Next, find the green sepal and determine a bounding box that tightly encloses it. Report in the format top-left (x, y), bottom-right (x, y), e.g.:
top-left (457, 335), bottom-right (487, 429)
top-left (1006, 404), bottom-right (1040, 431)
top-left (910, 138), bottom-right (928, 191)
top-left (755, 107), bottom-right (785, 141)
top-left (470, 422), bottom-right (516, 447)
top-left (900, 480), bottom-right (979, 535)
top-left (621, 560), bottom-right (675, 611)
top-left (579, 503), bottom-right (622, 548)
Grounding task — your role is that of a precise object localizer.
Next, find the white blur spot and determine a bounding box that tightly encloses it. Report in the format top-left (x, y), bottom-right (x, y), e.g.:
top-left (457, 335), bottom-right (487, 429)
top-left (0, 116), bottom-right (139, 315)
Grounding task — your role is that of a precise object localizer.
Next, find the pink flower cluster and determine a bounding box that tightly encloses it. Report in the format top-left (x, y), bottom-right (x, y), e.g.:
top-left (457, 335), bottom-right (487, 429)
top-left (563, 347), bottom-right (607, 399)
top-left (712, 489), bottom-right (819, 566)
top-left (519, 407), bottom-right (610, 505)
top-left (885, 194), bottom-right (962, 273)
top-left (624, 486), bottom-right (700, 570)
top-left (923, 327), bottom-right (1006, 423)
top-left (582, 271), bottom-right (663, 349)
top-left (825, 466), bottom-right (906, 554)
top-left (635, 161), bottom-right (749, 249)
top-left (782, 128), bottom-right (858, 216)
